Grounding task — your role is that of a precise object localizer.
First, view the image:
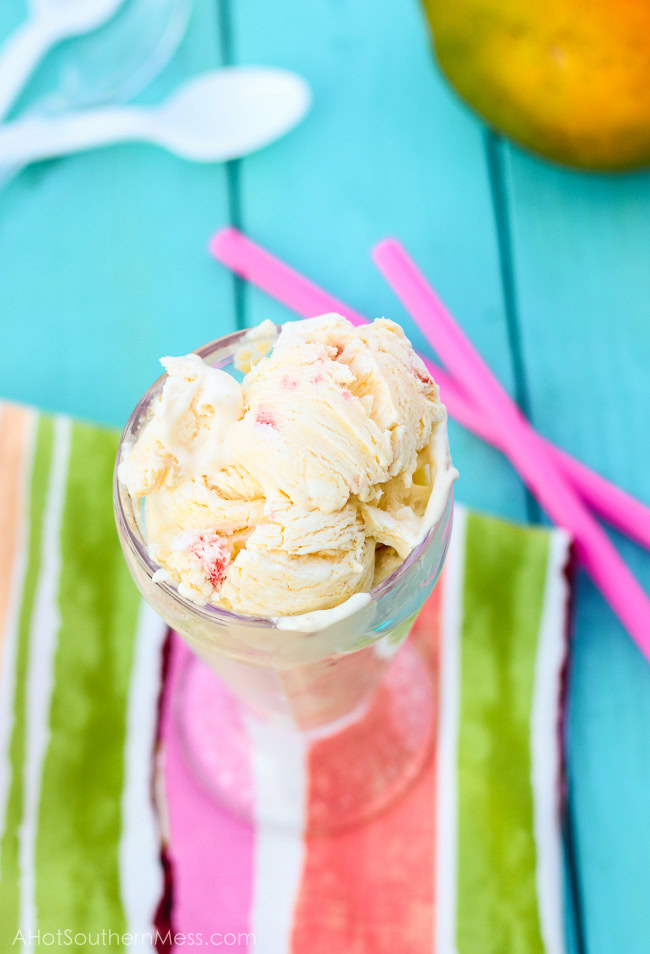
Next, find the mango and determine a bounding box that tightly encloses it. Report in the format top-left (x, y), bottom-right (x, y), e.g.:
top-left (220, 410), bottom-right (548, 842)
top-left (422, 0), bottom-right (650, 170)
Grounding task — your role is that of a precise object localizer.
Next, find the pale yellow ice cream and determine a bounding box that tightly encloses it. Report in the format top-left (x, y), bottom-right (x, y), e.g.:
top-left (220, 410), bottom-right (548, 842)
top-left (120, 314), bottom-right (455, 617)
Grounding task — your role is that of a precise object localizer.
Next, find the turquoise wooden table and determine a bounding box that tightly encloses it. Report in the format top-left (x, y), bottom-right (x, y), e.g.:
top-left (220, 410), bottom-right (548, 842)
top-left (1, 1), bottom-right (649, 951)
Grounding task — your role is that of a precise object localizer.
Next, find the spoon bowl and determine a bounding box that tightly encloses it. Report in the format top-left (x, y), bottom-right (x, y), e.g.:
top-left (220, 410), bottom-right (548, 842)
top-left (152, 68), bottom-right (312, 162)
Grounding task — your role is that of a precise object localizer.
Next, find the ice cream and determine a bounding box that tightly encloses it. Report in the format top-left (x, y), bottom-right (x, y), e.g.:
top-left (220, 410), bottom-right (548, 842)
top-left (120, 313), bottom-right (456, 618)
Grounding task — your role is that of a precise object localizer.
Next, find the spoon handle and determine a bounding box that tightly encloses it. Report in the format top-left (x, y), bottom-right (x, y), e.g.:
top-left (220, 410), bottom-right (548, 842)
top-left (0, 19), bottom-right (52, 122)
top-left (0, 107), bottom-right (152, 166)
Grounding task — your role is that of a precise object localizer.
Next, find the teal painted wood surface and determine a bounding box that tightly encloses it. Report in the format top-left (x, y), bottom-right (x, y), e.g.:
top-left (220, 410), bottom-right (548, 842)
top-left (500, 147), bottom-right (650, 953)
top-left (1, 1), bottom-right (649, 951)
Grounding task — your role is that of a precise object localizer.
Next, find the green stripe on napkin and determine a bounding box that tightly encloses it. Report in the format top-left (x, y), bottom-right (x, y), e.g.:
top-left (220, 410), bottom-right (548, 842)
top-left (36, 421), bottom-right (141, 938)
top-left (457, 513), bottom-right (550, 953)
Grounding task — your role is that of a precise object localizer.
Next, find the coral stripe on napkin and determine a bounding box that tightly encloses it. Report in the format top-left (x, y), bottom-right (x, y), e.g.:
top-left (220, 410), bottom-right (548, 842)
top-left (291, 586), bottom-right (443, 954)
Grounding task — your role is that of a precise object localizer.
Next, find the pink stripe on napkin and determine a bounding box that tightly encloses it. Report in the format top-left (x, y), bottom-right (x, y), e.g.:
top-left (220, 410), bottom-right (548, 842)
top-left (158, 635), bottom-right (255, 948)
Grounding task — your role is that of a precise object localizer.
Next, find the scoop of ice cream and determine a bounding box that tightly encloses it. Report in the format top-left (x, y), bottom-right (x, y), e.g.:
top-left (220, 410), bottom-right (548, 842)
top-left (220, 503), bottom-right (375, 616)
top-left (226, 314), bottom-right (444, 515)
top-left (120, 353), bottom-right (243, 498)
top-left (122, 314), bottom-right (454, 617)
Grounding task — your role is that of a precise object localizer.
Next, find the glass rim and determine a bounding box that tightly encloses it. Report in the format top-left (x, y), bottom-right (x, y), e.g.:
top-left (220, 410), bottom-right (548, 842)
top-left (113, 327), bottom-right (454, 630)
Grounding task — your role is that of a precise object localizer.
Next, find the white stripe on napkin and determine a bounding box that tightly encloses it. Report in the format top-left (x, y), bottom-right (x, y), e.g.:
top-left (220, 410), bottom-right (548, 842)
top-left (20, 416), bottom-right (70, 947)
top-left (531, 529), bottom-right (571, 954)
top-left (119, 601), bottom-right (167, 951)
top-left (245, 711), bottom-right (307, 954)
top-left (434, 503), bottom-right (467, 954)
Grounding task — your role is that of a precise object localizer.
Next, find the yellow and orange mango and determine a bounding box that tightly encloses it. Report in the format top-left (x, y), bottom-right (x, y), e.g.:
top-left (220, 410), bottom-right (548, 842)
top-left (422, 0), bottom-right (650, 170)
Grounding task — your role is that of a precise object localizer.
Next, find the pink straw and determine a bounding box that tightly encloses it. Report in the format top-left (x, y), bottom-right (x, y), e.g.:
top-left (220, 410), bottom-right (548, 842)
top-left (209, 227), bottom-right (650, 551)
top-left (373, 238), bottom-right (650, 657)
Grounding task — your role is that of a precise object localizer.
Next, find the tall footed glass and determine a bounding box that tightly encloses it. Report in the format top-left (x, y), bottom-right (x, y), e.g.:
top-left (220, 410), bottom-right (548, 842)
top-left (114, 329), bottom-right (453, 831)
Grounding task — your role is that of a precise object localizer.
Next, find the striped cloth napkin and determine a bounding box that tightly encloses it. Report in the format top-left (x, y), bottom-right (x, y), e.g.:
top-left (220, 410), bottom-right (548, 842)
top-left (0, 401), bottom-right (571, 953)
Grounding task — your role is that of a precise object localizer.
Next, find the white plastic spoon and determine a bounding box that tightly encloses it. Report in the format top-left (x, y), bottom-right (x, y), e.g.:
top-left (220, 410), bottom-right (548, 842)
top-left (0, 0), bottom-right (126, 121)
top-left (0, 68), bottom-right (312, 166)
top-left (0, 0), bottom-right (191, 191)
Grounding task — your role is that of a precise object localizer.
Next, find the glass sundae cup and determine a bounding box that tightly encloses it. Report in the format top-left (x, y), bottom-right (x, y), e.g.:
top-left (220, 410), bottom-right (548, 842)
top-left (114, 328), bottom-right (453, 831)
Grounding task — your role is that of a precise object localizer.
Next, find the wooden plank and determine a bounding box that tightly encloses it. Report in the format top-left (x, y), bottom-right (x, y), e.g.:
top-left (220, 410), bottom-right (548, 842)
top-left (500, 140), bottom-right (650, 954)
top-left (227, 0), bottom-right (529, 522)
top-left (0, 0), bottom-right (235, 427)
